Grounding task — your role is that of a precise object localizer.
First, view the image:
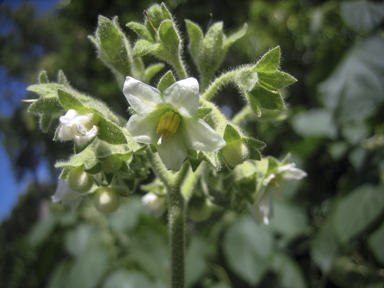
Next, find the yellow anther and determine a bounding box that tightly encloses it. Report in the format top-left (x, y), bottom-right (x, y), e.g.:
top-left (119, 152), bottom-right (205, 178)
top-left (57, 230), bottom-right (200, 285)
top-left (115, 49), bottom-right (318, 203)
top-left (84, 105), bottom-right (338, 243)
top-left (156, 111), bottom-right (181, 145)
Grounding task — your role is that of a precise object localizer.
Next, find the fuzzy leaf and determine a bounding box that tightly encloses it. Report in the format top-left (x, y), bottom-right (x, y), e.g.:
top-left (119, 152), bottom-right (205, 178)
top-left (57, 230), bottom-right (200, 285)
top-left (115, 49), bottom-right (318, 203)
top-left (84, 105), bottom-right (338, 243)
top-left (38, 70), bottom-right (49, 84)
top-left (55, 144), bottom-right (98, 171)
top-left (158, 19), bottom-right (180, 49)
top-left (133, 39), bottom-right (162, 58)
top-left (57, 89), bottom-right (89, 113)
top-left (127, 22), bottom-right (153, 41)
top-left (244, 137), bottom-right (265, 161)
top-left (246, 85), bottom-right (285, 116)
top-left (258, 71), bottom-right (297, 90)
top-left (157, 70), bottom-right (176, 93)
top-left (58, 70), bottom-right (70, 86)
top-left (160, 3), bottom-right (172, 20)
top-left (28, 97), bottom-right (63, 114)
top-left (97, 118), bottom-right (127, 144)
top-left (39, 114), bottom-right (53, 132)
top-left (27, 83), bottom-right (63, 98)
top-left (223, 124), bottom-right (242, 144)
top-left (185, 20), bottom-right (203, 60)
top-left (235, 68), bottom-right (259, 92)
top-left (254, 46), bottom-right (281, 73)
top-left (224, 23), bottom-right (248, 49)
top-left (196, 107), bottom-right (212, 119)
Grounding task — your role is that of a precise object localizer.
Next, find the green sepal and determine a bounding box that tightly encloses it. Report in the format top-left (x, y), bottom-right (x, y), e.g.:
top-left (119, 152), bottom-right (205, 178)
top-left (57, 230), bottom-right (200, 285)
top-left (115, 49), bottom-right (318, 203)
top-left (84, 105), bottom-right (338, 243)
top-left (145, 4), bottom-right (166, 32)
top-left (267, 156), bottom-right (280, 175)
top-left (187, 151), bottom-right (204, 172)
top-left (200, 22), bottom-right (224, 74)
top-left (196, 107), bottom-right (212, 119)
top-left (158, 19), bottom-right (180, 49)
top-left (55, 143), bottom-right (99, 172)
top-left (98, 117), bottom-right (127, 144)
top-left (57, 70), bottom-right (70, 86)
top-left (28, 96), bottom-right (64, 114)
top-left (160, 3), bottom-right (172, 20)
top-left (157, 70), bottom-right (176, 92)
top-left (95, 140), bottom-right (131, 161)
top-left (236, 172), bottom-right (257, 196)
top-left (39, 114), bottom-right (52, 132)
top-left (185, 20), bottom-right (203, 60)
top-left (223, 23), bottom-right (248, 49)
top-left (258, 71), bottom-right (297, 90)
top-left (223, 124), bottom-right (242, 144)
top-left (132, 39), bottom-right (162, 58)
top-left (57, 89), bottom-right (90, 113)
top-left (94, 16), bottom-right (132, 80)
top-left (235, 68), bottom-right (259, 92)
top-left (254, 46), bottom-right (281, 73)
top-left (38, 70), bottom-right (49, 84)
top-left (27, 83), bottom-right (62, 98)
top-left (243, 137), bottom-right (265, 161)
top-left (246, 85), bottom-right (285, 116)
top-left (144, 63), bottom-right (165, 83)
top-left (127, 22), bottom-right (153, 41)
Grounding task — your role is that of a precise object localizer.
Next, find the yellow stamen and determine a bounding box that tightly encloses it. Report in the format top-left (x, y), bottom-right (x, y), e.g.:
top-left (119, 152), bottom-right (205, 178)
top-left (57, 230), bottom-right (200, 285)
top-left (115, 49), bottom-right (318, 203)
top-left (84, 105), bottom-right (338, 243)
top-left (156, 111), bottom-right (181, 145)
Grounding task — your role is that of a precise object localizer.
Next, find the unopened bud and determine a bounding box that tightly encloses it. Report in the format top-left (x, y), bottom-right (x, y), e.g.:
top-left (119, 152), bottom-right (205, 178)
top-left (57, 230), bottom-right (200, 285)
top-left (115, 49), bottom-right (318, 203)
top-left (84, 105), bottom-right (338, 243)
top-left (67, 166), bottom-right (94, 193)
top-left (222, 140), bottom-right (249, 168)
top-left (93, 187), bottom-right (120, 213)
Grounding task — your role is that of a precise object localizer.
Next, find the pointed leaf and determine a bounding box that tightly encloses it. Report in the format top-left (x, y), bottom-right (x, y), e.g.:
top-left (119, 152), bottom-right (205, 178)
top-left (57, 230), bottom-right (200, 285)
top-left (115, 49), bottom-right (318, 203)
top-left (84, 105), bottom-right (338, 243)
top-left (97, 117), bottom-right (127, 145)
top-left (246, 85), bottom-right (285, 115)
top-left (38, 70), bottom-right (49, 84)
top-left (272, 252), bottom-right (306, 288)
top-left (161, 3), bottom-right (172, 20)
top-left (40, 114), bottom-right (53, 132)
top-left (28, 97), bottom-right (63, 114)
top-left (254, 46), bottom-right (281, 73)
top-left (133, 39), bottom-right (162, 58)
top-left (224, 23), bottom-right (248, 49)
top-left (196, 107), bottom-right (212, 119)
top-left (157, 70), bottom-right (176, 93)
top-left (55, 144), bottom-right (98, 171)
top-left (223, 124), bottom-right (242, 144)
top-left (57, 70), bottom-right (70, 86)
top-left (258, 71), bottom-right (297, 90)
top-left (57, 89), bottom-right (89, 113)
top-left (185, 20), bottom-right (203, 60)
top-left (127, 22), bottom-right (153, 41)
top-left (27, 83), bottom-right (63, 98)
top-left (158, 19), bottom-right (180, 48)
top-left (244, 137), bottom-right (265, 161)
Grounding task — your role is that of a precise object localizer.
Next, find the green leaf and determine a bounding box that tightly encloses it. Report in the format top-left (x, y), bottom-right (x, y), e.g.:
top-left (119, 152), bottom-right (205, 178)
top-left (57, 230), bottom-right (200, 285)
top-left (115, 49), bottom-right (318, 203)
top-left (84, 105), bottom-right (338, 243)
top-left (38, 70), bottom-right (49, 84)
top-left (333, 184), bottom-right (384, 244)
top-left (57, 70), bottom-right (70, 86)
top-left (223, 124), bottom-right (242, 144)
top-left (98, 117), bottom-right (127, 144)
top-left (57, 89), bottom-right (89, 113)
top-left (157, 70), bottom-right (176, 93)
top-left (160, 3), bottom-right (172, 20)
top-left (27, 83), bottom-right (63, 98)
top-left (310, 214), bottom-right (342, 273)
top-left (185, 20), bottom-right (203, 60)
top-left (196, 107), bottom-right (212, 119)
top-left (223, 23), bottom-right (247, 49)
top-left (133, 39), bottom-right (162, 58)
top-left (144, 63), bottom-right (165, 83)
top-left (223, 216), bottom-right (273, 285)
top-left (95, 16), bottom-right (131, 78)
top-left (341, 1), bottom-right (384, 32)
top-left (127, 22), bottom-right (153, 41)
top-left (254, 46), bottom-right (281, 73)
top-left (292, 109), bottom-right (338, 139)
top-left (186, 237), bottom-right (208, 287)
top-left (158, 19), bottom-right (180, 49)
top-left (28, 97), bottom-right (63, 114)
top-left (258, 71), bottom-right (297, 90)
top-left (146, 4), bottom-right (165, 30)
top-left (39, 114), bottom-right (53, 132)
top-left (369, 221), bottom-right (384, 266)
top-left (246, 85), bottom-right (285, 116)
top-left (94, 140), bottom-right (131, 160)
top-left (103, 270), bottom-right (159, 288)
top-left (55, 144), bottom-right (99, 172)
top-left (29, 215), bottom-right (58, 247)
top-left (272, 252), bottom-right (306, 288)
top-left (318, 37), bottom-right (384, 123)
top-left (235, 68), bottom-right (259, 92)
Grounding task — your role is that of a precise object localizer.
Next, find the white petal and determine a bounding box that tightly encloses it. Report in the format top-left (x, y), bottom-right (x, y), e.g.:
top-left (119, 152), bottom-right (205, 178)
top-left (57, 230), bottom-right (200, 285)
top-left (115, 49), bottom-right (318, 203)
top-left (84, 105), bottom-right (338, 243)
top-left (278, 164), bottom-right (307, 180)
top-left (263, 173), bottom-right (276, 186)
top-left (126, 111), bottom-right (162, 144)
top-left (156, 131), bottom-right (188, 171)
top-left (59, 109), bottom-right (78, 124)
top-left (52, 179), bottom-right (82, 210)
top-left (182, 118), bottom-right (226, 151)
top-left (123, 76), bottom-right (163, 115)
top-left (163, 78), bottom-right (199, 117)
top-left (248, 194), bottom-right (273, 225)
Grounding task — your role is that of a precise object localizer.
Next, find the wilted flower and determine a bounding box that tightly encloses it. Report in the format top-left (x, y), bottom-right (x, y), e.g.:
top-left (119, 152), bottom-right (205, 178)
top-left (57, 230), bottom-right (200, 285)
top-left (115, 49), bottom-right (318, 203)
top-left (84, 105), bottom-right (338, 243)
top-left (249, 162), bottom-right (307, 225)
top-left (58, 109), bottom-right (98, 146)
top-left (123, 76), bottom-right (226, 170)
top-left (52, 179), bottom-right (83, 210)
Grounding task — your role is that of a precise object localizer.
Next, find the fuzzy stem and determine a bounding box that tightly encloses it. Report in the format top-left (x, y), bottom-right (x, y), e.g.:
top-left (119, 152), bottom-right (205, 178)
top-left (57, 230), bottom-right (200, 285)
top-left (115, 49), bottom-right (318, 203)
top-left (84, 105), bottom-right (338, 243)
top-left (201, 70), bottom-right (237, 100)
top-left (172, 55), bottom-right (188, 80)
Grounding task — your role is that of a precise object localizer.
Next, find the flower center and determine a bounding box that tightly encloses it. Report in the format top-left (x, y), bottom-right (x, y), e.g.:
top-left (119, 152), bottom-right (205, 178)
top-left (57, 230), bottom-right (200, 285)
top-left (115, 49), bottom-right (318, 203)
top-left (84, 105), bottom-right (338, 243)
top-left (156, 110), bottom-right (181, 145)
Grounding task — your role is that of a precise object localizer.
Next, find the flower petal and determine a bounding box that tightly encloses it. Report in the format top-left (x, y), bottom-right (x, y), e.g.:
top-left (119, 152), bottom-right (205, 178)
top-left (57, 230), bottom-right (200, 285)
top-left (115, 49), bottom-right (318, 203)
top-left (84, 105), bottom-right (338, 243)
top-left (278, 164), bottom-right (307, 180)
top-left (123, 76), bottom-right (163, 115)
top-left (126, 112), bottom-right (162, 144)
top-left (52, 179), bottom-right (82, 210)
top-left (248, 194), bottom-right (273, 225)
top-left (182, 118), bottom-right (226, 151)
top-left (163, 77), bottom-right (199, 117)
top-left (156, 131), bottom-right (188, 171)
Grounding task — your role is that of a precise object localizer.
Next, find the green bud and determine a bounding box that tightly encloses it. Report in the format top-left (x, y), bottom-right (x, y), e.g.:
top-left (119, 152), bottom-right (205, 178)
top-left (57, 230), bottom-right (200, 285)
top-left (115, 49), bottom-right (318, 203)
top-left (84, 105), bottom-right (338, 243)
top-left (93, 187), bottom-right (121, 213)
top-left (188, 197), bottom-right (214, 222)
top-left (100, 154), bottom-right (123, 174)
top-left (222, 140), bottom-right (249, 168)
top-left (67, 166), bottom-right (94, 193)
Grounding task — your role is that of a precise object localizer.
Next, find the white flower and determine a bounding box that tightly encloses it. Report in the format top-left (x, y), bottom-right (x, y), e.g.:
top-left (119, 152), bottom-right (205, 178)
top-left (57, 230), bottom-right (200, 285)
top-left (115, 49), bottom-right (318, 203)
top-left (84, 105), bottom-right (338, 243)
top-left (141, 192), bottom-right (167, 217)
top-left (52, 179), bottom-right (82, 210)
top-left (249, 162), bottom-right (307, 225)
top-left (58, 109), bottom-right (98, 146)
top-left (123, 76), bottom-right (226, 170)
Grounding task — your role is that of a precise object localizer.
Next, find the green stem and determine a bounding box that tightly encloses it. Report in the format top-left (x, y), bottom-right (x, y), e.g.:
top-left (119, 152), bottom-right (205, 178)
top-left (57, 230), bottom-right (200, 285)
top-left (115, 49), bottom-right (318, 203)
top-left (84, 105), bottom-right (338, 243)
top-left (201, 70), bottom-right (237, 100)
top-left (173, 55), bottom-right (188, 80)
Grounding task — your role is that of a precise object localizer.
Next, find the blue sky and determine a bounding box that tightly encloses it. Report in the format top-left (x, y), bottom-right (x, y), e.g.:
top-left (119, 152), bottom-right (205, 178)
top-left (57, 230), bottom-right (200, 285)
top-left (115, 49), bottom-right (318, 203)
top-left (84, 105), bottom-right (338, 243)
top-left (0, 0), bottom-right (59, 222)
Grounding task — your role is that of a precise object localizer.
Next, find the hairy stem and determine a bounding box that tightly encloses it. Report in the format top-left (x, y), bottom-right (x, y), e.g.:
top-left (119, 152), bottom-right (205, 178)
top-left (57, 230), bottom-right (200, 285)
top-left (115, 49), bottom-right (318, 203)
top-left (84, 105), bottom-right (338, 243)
top-left (201, 70), bottom-right (237, 100)
top-left (172, 55), bottom-right (188, 80)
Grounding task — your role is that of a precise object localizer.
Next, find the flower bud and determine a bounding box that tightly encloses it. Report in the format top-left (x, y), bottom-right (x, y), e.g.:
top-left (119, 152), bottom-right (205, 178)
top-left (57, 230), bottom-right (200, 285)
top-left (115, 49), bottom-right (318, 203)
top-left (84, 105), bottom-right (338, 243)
top-left (67, 166), bottom-right (94, 193)
top-left (100, 155), bottom-right (123, 174)
top-left (93, 187), bottom-right (121, 213)
top-left (222, 140), bottom-right (249, 168)
top-left (141, 192), bottom-right (167, 217)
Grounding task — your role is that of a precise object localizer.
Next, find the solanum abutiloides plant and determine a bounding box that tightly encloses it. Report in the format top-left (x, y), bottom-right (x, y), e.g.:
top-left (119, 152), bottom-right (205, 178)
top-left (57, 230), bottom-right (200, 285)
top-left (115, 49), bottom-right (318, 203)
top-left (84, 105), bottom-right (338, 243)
top-left (25, 3), bottom-right (305, 287)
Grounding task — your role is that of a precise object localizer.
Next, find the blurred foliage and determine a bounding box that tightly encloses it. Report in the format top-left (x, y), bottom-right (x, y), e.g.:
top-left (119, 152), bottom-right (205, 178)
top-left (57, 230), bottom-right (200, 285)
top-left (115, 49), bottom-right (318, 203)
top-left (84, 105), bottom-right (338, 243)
top-left (1, 0), bottom-right (384, 287)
